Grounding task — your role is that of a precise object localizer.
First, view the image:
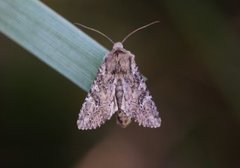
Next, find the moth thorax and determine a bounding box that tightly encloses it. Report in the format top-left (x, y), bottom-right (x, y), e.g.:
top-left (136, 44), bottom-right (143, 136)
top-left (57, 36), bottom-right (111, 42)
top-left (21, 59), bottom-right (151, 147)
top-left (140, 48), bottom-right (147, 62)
top-left (116, 110), bottom-right (131, 128)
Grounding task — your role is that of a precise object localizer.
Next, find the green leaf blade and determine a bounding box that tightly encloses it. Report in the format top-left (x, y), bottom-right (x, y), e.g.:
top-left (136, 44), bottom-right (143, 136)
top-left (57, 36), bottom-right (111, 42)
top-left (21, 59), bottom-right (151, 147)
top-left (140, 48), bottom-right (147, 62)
top-left (0, 0), bottom-right (108, 91)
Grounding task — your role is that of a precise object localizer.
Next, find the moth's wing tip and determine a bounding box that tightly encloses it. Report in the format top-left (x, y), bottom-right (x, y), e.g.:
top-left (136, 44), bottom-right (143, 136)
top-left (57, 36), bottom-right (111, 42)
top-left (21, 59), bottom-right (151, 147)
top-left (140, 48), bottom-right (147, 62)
top-left (136, 117), bottom-right (161, 128)
top-left (156, 117), bottom-right (162, 127)
top-left (152, 117), bottom-right (162, 128)
top-left (77, 125), bottom-right (98, 130)
top-left (77, 120), bottom-right (90, 130)
top-left (77, 119), bottom-right (104, 130)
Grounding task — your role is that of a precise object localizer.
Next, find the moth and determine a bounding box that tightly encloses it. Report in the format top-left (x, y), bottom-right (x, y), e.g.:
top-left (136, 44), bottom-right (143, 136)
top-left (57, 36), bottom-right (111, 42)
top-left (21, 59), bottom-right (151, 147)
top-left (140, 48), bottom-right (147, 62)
top-left (76, 21), bottom-right (161, 130)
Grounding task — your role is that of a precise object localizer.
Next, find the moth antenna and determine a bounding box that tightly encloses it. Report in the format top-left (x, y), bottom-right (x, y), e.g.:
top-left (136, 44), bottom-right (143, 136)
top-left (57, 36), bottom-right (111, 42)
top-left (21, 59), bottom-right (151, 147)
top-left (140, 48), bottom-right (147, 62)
top-left (121, 21), bottom-right (160, 43)
top-left (75, 23), bottom-right (114, 44)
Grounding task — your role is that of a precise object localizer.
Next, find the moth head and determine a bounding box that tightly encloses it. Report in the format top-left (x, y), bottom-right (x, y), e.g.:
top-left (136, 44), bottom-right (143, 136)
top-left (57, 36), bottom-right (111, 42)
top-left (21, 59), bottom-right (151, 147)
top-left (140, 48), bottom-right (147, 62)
top-left (113, 42), bottom-right (123, 50)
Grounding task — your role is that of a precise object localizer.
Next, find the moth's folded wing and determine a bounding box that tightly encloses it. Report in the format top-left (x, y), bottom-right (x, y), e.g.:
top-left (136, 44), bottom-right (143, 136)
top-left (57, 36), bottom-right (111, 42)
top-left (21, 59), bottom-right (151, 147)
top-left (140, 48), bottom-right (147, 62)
top-left (77, 63), bottom-right (117, 130)
top-left (122, 68), bottom-right (161, 128)
top-left (133, 90), bottom-right (161, 128)
top-left (124, 85), bottom-right (161, 128)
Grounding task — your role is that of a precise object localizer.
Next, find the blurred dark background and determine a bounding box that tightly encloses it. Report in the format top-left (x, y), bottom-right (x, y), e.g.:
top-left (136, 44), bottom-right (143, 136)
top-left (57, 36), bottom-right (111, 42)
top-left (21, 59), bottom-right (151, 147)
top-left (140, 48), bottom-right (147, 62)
top-left (0, 0), bottom-right (240, 168)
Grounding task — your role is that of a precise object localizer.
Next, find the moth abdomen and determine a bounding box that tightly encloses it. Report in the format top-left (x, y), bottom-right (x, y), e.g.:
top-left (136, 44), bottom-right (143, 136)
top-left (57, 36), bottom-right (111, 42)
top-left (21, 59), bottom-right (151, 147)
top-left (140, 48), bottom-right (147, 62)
top-left (115, 79), bottom-right (123, 107)
top-left (116, 110), bottom-right (131, 128)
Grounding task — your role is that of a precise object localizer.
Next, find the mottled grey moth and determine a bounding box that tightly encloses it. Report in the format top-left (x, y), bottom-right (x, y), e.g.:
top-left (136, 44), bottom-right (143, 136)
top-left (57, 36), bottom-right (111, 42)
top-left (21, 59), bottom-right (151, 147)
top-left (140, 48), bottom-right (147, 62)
top-left (76, 21), bottom-right (161, 130)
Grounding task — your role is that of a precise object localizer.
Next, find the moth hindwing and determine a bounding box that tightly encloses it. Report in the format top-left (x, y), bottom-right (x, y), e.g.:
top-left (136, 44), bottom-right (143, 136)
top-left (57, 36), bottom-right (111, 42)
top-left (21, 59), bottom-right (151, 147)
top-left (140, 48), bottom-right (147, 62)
top-left (77, 42), bottom-right (161, 130)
